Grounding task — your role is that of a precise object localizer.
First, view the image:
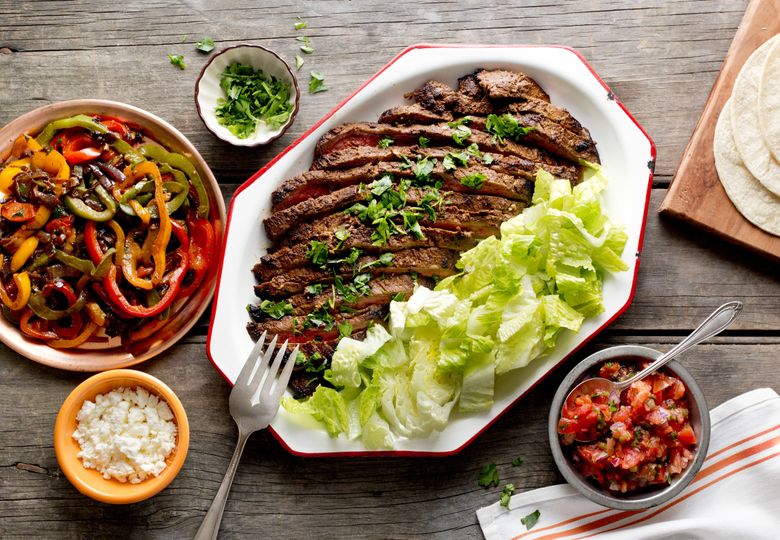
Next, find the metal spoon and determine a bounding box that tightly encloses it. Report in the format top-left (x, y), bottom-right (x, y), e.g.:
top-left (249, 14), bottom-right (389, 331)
top-left (564, 301), bottom-right (743, 442)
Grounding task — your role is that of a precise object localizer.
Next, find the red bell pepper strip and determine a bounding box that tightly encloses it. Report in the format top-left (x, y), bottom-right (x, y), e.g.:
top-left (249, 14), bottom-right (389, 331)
top-left (84, 220), bottom-right (102, 264)
top-left (177, 218), bottom-right (215, 299)
top-left (62, 133), bottom-right (102, 165)
top-left (19, 309), bottom-right (59, 340)
top-left (1, 201), bottom-right (36, 222)
top-left (52, 311), bottom-right (84, 340)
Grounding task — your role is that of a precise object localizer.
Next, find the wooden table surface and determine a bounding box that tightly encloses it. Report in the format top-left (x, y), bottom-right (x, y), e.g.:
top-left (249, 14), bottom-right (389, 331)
top-left (2, 1), bottom-right (777, 538)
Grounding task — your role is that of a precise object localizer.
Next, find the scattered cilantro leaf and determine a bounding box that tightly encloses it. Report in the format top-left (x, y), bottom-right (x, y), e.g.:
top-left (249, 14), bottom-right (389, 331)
top-left (511, 456), bottom-right (523, 467)
top-left (304, 306), bottom-right (336, 330)
top-left (485, 113), bottom-right (534, 144)
top-left (478, 463), bottom-right (500, 488)
top-left (378, 136), bottom-right (394, 148)
top-left (215, 62), bottom-right (293, 137)
top-left (306, 240), bottom-right (330, 267)
top-left (299, 36), bottom-right (314, 54)
top-left (168, 54), bottom-right (186, 70)
top-left (499, 483), bottom-right (515, 508)
top-left (294, 17), bottom-right (308, 30)
top-left (257, 299), bottom-right (293, 320)
top-left (196, 37), bottom-right (215, 53)
top-left (451, 124), bottom-right (472, 146)
top-left (338, 321), bottom-right (353, 338)
top-left (521, 510), bottom-right (540, 530)
top-left (460, 172), bottom-right (486, 190)
top-left (334, 227), bottom-right (351, 249)
top-left (483, 153), bottom-right (494, 165)
top-left (305, 283), bottom-right (326, 296)
top-left (443, 151), bottom-right (469, 171)
top-left (309, 70), bottom-right (327, 94)
top-left (359, 252), bottom-right (394, 271)
top-left (418, 136), bottom-right (431, 148)
top-left (448, 116), bottom-right (472, 128)
top-left (413, 156), bottom-right (436, 182)
top-left (294, 54), bottom-right (304, 71)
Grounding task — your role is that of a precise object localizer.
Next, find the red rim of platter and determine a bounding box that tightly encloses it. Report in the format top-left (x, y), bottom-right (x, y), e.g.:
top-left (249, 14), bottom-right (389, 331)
top-left (206, 43), bottom-right (657, 457)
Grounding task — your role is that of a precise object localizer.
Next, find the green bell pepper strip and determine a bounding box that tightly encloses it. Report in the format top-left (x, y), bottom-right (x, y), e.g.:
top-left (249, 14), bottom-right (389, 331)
top-left (53, 250), bottom-right (95, 275)
top-left (138, 144), bottom-right (209, 219)
top-left (118, 179), bottom-right (188, 218)
top-left (64, 184), bottom-right (117, 222)
top-left (27, 287), bottom-right (88, 321)
top-left (91, 248), bottom-right (116, 280)
top-left (25, 253), bottom-right (50, 272)
top-left (35, 115), bottom-right (109, 146)
top-left (110, 139), bottom-right (145, 166)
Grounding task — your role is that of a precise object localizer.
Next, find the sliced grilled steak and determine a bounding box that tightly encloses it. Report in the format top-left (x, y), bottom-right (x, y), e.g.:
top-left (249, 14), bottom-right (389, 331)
top-left (405, 80), bottom-right (494, 116)
top-left (504, 99), bottom-right (588, 138)
top-left (378, 103), bottom-right (453, 125)
top-left (508, 112), bottom-right (599, 164)
top-left (475, 69), bottom-right (550, 101)
top-left (254, 248), bottom-right (460, 298)
top-left (256, 226), bottom-right (478, 281)
top-left (315, 122), bottom-right (563, 166)
top-left (310, 145), bottom-right (580, 183)
top-left (458, 73), bottom-right (485, 99)
top-left (246, 305), bottom-right (386, 343)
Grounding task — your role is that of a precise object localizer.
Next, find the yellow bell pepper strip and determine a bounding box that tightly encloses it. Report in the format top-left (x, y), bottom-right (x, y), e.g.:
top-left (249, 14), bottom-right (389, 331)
top-left (84, 220), bottom-right (125, 270)
top-left (0, 272), bottom-right (31, 311)
top-left (31, 149), bottom-right (70, 180)
top-left (130, 199), bottom-right (151, 226)
top-left (122, 236), bottom-right (154, 291)
top-left (11, 236), bottom-right (38, 272)
top-left (146, 163), bottom-right (171, 285)
top-left (1, 205), bottom-right (50, 253)
top-left (19, 309), bottom-right (59, 340)
top-left (35, 115), bottom-right (108, 146)
top-left (49, 320), bottom-right (98, 349)
top-left (84, 302), bottom-right (106, 327)
top-left (138, 144), bottom-right (210, 218)
top-left (0, 161), bottom-right (27, 194)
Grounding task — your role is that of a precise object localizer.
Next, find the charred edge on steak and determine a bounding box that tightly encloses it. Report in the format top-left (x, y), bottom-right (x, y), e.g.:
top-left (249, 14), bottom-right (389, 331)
top-left (254, 247), bottom-right (461, 298)
top-left (474, 69), bottom-right (550, 102)
top-left (246, 304), bottom-right (387, 342)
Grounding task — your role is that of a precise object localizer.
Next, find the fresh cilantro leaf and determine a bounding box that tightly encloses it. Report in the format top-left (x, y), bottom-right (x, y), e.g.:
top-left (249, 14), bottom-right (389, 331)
top-left (403, 212), bottom-right (425, 239)
top-left (392, 292), bottom-right (406, 302)
top-left (418, 136), bottom-right (431, 148)
top-left (443, 151), bottom-right (469, 171)
top-left (399, 154), bottom-right (414, 169)
top-left (459, 172), bottom-right (486, 190)
top-left (306, 240), bottom-right (330, 267)
top-left (294, 17), bottom-right (308, 30)
top-left (369, 175), bottom-right (393, 196)
top-left (196, 37), bottom-right (216, 53)
top-left (168, 54), bottom-right (186, 70)
top-left (499, 483), bottom-right (515, 508)
top-left (294, 54), bottom-right (304, 71)
top-left (215, 62), bottom-right (293, 137)
top-left (358, 252), bottom-right (394, 271)
top-left (442, 154), bottom-right (456, 171)
top-left (485, 113), bottom-right (534, 144)
top-left (521, 510), bottom-right (540, 530)
top-left (334, 227), bottom-right (350, 249)
top-left (309, 70), bottom-right (327, 93)
top-left (478, 463), bottom-right (499, 488)
top-left (451, 125), bottom-right (472, 146)
top-left (511, 456), bottom-right (523, 467)
top-left (448, 116), bottom-right (472, 128)
top-left (343, 247), bottom-right (362, 267)
top-left (338, 321), bottom-right (353, 338)
top-left (257, 299), bottom-right (294, 320)
top-left (299, 36), bottom-right (314, 54)
top-left (304, 352), bottom-right (327, 373)
top-left (413, 156), bottom-right (435, 182)
top-left (378, 136), bottom-right (394, 148)
top-left (304, 306), bottom-right (336, 330)
top-left (483, 153), bottom-right (494, 165)
top-left (305, 283), bottom-right (325, 296)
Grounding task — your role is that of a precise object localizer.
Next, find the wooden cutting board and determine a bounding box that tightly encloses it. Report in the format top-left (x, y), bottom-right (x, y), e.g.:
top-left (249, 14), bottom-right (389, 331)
top-left (659, 0), bottom-right (780, 261)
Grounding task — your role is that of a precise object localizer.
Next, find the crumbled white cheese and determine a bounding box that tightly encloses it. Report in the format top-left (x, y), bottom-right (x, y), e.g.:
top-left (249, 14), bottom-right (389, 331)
top-left (72, 386), bottom-right (177, 484)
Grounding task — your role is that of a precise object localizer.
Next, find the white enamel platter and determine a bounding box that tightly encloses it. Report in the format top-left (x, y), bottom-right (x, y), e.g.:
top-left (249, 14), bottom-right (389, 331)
top-left (207, 44), bottom-right (655, 457)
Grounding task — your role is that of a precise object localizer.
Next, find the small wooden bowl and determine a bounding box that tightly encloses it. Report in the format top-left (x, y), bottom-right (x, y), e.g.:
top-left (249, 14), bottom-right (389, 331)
top-left (195, 44), bottom-right (300, 146)
top-left (54, 369), bottom-right (189, 504)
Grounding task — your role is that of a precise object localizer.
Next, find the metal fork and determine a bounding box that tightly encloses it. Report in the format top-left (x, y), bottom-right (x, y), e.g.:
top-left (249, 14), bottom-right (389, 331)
top-left (194, 332), bottom-right (298, 540)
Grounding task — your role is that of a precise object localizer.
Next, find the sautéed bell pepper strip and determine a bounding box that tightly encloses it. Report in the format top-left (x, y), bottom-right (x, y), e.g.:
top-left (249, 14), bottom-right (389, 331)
top-left (49, 320), bottom-right (98, 349)
top-left (27, 281), bottom-right (88, 321)
top-left (103, 221), bottom-right (189, 318)
top-left (64, 184), bottom-right (116, 222)
top-left (19, 309), bottom-right (59, 340)
top-left (2, 201), bottom-right (36, 222)
top-left (35, 115), bottom-right (108, 146)
top-left (51, 311), bottom-right (84, 340)
top-left (60, 133), bottom-right (103, 165)
top-left (53, 250), bottom-right (95, 275)
top-left (10, 236), bottom-right (38, 272)
top-left (122, 236), bottom-right (154, 291)
top-left (31, 149), bottom-right (69, 181)
top-left (0, 272), bottom-right (31, 311)
top-left (177, 217), bottom-right (215, 299)
top-left (137, 144), bottom-right (209, 219)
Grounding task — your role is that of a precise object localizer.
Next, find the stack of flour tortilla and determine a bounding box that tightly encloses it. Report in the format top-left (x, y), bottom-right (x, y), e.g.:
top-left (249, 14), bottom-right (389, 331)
top-left (715, 35), bottom-right (780, 235)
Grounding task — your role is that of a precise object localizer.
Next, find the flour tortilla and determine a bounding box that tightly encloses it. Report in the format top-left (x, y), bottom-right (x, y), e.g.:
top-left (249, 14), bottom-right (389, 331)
top-left (730, 34), bottom-right (780, 196)
top-left (759, 37), bottom-right (780, 164)
top-left (715, 99), bottom-right (780, 236)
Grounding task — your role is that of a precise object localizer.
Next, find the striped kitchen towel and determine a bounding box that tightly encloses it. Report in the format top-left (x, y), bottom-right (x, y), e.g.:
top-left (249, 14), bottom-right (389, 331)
top-left (476, 388), bottom-right (780, 539)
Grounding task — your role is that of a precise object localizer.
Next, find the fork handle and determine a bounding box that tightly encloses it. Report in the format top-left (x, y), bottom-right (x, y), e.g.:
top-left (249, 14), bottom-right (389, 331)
top-left (194, 428), bottom-right (251, 540)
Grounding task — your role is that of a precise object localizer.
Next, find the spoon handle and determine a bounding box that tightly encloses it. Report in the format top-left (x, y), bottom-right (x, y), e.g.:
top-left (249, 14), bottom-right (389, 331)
top-left (617, 301), bottom-right (743, 390)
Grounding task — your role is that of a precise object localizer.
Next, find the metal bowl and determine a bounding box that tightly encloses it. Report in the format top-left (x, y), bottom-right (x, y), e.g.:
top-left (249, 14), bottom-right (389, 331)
top-left (548, 345), bottom-right (711, 510)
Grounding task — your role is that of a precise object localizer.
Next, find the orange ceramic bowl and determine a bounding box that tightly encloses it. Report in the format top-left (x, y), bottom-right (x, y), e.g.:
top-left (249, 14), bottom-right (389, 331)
top-left (54, 369), bottom-right (189, 504)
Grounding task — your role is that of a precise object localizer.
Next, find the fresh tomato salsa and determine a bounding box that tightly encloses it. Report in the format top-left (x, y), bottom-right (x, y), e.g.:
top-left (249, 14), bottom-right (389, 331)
top-left (558, 360), bottom-right (698, 493)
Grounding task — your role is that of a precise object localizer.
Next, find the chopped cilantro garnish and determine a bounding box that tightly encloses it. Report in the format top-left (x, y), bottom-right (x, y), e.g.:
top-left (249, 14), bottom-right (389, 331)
top-left (459, 172), bottom-right (486, 190)
top-left (257, 299), bottom-right (293, 320)
top-left (309, 70), bottom-right (327, 94)
top-left (482, 153), bottom-right (494, 165)
top-left (215, 62), bottom-right (293, 137)
top-left (448, 116), bottom-right (472, 128)
top-left (511, 456), bottom-right (523, 467)
top-left (334, 227), bottom-right (350, 249)
top-left (195, 37), bottom-right (215, 53)
top-left (294, 54), bottom-right (304, 71)
top-left (418, 136), bottom-right (431, 148)
top-left (298, 36), bottom-right (314, 54)
top-left (369, 175), bottom-right (393, 196)
top-left (338, 321), bottom-right (353, 338)
top-left (306, 240), bottom-right (330, 267)
top-left (413, 156), bottom-right (436, 182)
top-left (305, 283), bottom-right (325, 296)
top-left (485, 113), bottom-right (534, 144)
top-left (168, 54), bottom-right (186, 70)
top-left (294, 17), bottom-right (308, 30)
top-left (499, 484), bottom-right (515, 508)
top-left (443, 150), bottom-right (470, 171)
top-left (451, 125), bottom-right (472, 146)
top-left (358, 252), bottom-right (394, 271)
top-left (521, 510), bottom-right (540, 530)
top-left (478, 463), bottom-right (499, 488)
top-left (378, 136), bottom-right (394, 148)
top-left (304, 306), bottom-right (336, 330)
top-left (392, 292), bottom-right (406, 302)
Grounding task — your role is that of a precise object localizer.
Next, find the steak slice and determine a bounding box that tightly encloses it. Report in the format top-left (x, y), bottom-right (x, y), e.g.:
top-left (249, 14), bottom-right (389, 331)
top-left (310, 145), bottom-right (580, 183)
top-left (254, 247), bottom-right (460, 298)
top-left (405, 80), bottom-right (494, 116)
top-left (378, 103), bottom-right (453, 125)
top-left (315, 122), bottom-right (563, 166)
top-left (256, 226), bottom-right (478, 281)
top-left (504, 99), bottom-right (589, 138)
top-left (246, 304), bottom-right (386, 343)
top-left (475, 69), bottom-right (550, 102)
top-left (507, 112), bottom-right (600, 164)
